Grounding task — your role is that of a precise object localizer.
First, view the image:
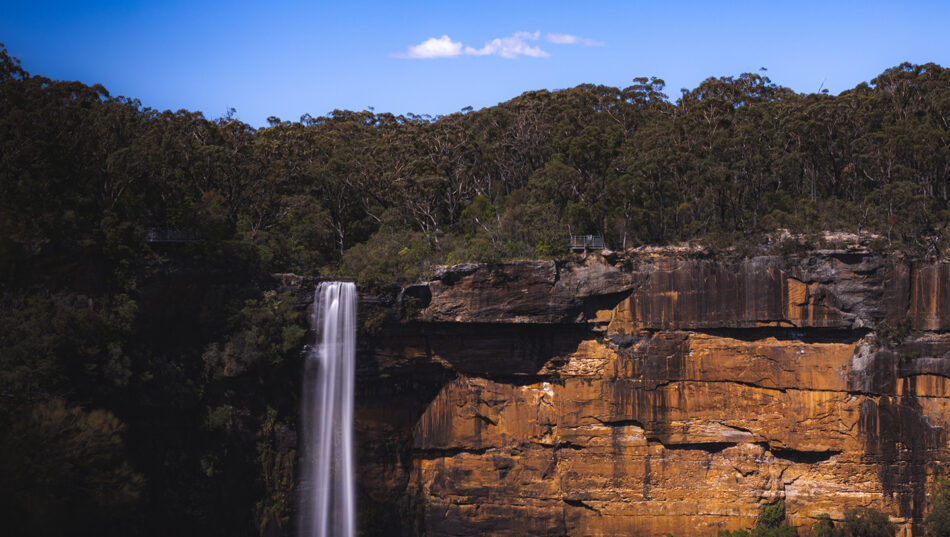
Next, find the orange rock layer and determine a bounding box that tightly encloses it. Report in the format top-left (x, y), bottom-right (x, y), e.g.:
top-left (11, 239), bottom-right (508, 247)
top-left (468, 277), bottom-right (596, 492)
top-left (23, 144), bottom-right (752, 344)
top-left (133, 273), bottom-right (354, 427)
top-left (357, 255), bottom-right (950, 537)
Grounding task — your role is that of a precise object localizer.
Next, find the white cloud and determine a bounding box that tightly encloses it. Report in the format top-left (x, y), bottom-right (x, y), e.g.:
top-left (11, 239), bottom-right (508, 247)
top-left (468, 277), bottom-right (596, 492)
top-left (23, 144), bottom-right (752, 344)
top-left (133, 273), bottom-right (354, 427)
top-left (395, 30), bottom-right (603, 60)
top-left (398, 35), bottom-right (464, 59)
top-left (464, 31), bottom-right (548, 59)
top-left (545, 33), bottom-right (605, 46)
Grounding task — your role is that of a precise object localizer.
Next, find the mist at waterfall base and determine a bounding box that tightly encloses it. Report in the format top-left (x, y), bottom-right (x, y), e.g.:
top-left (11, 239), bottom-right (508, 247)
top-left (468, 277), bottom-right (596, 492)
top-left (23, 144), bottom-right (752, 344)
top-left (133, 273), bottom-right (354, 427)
top-left (299, 282), bottom-right (357, 537)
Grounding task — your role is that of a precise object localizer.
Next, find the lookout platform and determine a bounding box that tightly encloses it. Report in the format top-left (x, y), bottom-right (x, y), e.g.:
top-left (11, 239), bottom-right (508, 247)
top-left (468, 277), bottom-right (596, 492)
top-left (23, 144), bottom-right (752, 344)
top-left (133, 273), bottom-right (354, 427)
top-left (145, 229), bottom-right (197, 243)
top-left (568, 235), bottom-right (605, 252)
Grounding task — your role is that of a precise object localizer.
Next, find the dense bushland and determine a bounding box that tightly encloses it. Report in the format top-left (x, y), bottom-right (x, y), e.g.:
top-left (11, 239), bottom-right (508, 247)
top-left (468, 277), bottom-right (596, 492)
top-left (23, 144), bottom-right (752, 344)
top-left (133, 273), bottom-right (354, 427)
top-left (1, 42), bottom-right (949, 536)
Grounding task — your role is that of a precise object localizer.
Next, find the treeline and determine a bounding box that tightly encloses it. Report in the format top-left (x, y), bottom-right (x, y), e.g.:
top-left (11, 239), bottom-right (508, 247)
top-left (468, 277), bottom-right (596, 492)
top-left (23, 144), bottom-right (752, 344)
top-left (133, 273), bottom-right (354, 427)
top-left (1, 43), bottom-right (950, 536)
top-left (3, 46), bottom-right (950, 286)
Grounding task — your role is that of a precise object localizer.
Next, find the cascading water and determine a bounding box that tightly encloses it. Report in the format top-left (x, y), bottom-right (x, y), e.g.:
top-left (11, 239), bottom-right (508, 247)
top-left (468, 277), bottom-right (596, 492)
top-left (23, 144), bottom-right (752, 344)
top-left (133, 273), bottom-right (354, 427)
top-left (300, 282), bottom-right (356, 537)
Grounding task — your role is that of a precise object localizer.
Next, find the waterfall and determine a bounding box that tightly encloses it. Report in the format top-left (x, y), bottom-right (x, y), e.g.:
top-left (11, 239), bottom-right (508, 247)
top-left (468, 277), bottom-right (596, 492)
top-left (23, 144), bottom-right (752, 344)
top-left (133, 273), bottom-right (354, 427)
top-left (300, 282), bottom-right (356, 537)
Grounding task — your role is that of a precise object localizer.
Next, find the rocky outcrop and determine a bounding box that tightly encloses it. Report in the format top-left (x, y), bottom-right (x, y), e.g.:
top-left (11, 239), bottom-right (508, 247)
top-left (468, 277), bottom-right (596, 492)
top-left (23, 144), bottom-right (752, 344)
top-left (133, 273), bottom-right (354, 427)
top-left (412, 259), bottom-right (636, 324)
top-left (415, 254), bottom-right (906, 329)
top-left (353, 253), bottom-right (950, 537)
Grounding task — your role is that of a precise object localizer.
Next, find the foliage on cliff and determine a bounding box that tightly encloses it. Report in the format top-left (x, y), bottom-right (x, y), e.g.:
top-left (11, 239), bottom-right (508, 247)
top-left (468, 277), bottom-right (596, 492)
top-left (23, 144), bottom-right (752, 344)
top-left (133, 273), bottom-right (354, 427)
top-left (718, 499), bottom-right (798, 537)
top-left (837, 507), bottom-right (898, 537)
top-left (716, 502), bottom-right (899, 537)
top-left (927, 480), bottom-right (950, 537)
top-left (2, 40), bottom-right (950, 536)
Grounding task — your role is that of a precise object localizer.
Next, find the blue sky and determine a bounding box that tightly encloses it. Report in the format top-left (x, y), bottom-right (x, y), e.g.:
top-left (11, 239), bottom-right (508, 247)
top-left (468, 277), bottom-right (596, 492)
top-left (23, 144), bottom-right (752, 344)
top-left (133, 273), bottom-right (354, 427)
top-left (2, 0), bottom-right (949, 127)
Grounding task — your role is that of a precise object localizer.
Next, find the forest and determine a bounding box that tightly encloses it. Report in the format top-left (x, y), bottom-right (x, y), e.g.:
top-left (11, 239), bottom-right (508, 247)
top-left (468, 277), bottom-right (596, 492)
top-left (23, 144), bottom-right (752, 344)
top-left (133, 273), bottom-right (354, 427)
top-left (1, 41), bottom-right (949, 536)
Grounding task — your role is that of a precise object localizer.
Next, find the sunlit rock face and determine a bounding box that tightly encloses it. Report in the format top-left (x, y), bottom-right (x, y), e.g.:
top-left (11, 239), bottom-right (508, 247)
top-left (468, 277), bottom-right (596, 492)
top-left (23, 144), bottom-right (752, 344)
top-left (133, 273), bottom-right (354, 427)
top-left (353, 254), bottom-right (950, 537)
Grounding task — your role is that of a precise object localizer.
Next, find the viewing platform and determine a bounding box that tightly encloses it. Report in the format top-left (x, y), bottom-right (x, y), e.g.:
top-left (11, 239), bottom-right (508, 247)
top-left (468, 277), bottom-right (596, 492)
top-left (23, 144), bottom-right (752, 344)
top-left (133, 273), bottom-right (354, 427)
top-left (568, 235), bottom-right (605, 252)
top-left (145, 229), bottom-right (197, 243)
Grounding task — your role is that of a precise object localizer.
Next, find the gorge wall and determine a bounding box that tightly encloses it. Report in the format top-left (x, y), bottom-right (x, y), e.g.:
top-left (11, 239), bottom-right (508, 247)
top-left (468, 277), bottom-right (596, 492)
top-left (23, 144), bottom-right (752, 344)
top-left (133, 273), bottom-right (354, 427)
top-left (350, 252), bottom-right (950, 537)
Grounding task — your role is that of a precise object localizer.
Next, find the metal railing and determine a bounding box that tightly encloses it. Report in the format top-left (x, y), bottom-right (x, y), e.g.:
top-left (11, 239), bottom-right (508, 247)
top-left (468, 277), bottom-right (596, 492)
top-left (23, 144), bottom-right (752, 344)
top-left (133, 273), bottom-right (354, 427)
top-left (145, 229), bottom-right (198, 243)
top-left (568, 235), bottom-right (605, 252)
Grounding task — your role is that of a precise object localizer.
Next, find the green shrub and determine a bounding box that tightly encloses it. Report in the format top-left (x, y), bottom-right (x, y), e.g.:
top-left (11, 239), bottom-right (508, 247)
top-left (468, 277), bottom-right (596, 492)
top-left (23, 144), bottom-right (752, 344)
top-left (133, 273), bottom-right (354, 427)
top-left (875, 316), bottom-right (912, 347)
top-left (0, 399), bottom-right (143, 536)
top-left (255, 408), bottom-right (295, 536)
top-left (927, 479), bottom-right (950, 537)
top-left (720, 499), bottom-right (798, 537)
top-left (202, 290), bottom-right (306, 379)
top-left (813, 513), bottom-right (835, 537)
top-left (341, 227), bottom-right (435, 286)
top-left (759, 499), bottom-right (787, 529)
top-left (720, 530), bottom-right (751, 537)
top-left (837, 507), bottom-right (896, 537)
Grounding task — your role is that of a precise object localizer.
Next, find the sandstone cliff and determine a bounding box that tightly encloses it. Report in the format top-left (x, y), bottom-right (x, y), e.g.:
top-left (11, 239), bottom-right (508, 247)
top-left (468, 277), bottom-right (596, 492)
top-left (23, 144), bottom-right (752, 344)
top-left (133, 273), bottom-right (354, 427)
top-left (353, 253), bottom-right (950, 537)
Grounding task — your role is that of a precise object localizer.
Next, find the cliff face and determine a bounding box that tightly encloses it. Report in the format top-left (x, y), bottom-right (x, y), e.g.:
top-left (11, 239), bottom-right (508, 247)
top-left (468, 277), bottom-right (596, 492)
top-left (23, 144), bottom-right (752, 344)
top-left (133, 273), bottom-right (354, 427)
top-left (354, 253), bottom-right (950, 537)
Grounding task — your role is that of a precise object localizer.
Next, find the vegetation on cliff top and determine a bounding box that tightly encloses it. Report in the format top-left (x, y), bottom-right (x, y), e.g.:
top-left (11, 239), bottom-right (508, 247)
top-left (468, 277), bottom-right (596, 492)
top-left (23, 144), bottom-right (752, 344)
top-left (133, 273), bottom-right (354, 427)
top-left (2, 41), bottom-right (950, 536)
top-left (3, 45), bottom-right (950, 286)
